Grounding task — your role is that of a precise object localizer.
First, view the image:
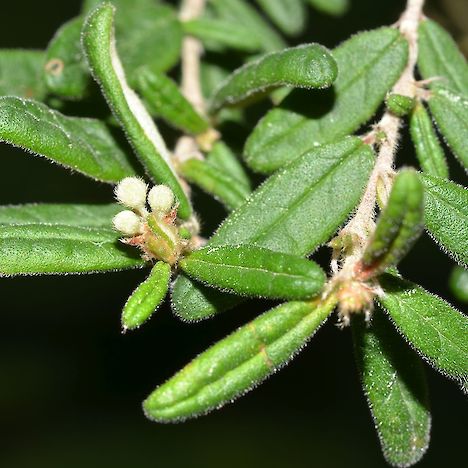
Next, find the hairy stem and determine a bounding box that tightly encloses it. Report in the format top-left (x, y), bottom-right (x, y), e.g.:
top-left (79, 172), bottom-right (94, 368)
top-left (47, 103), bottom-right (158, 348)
top-left (333, 0), bottom-right (425, 278)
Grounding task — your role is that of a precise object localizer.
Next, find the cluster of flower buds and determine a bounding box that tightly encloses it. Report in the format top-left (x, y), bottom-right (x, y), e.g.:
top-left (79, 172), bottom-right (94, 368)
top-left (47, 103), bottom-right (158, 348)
top-left (112, 177), bottom-right (188, 265)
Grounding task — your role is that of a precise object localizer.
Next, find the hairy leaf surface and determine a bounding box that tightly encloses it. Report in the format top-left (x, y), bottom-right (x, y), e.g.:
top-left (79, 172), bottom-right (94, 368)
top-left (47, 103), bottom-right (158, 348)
top-left (245, 27), bottom-right (408, 173)
top-left (0, 97), bottom-right (136, 182)
top-left (352, 310), bottom-right (431, 467)
top-left (144, 298), bottom-right (335, 421)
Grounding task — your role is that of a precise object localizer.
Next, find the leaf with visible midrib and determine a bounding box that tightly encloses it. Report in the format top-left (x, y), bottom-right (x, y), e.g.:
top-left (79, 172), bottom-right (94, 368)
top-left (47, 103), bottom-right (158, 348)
top-left (209, 44), bottom-right (337, 112)
top-left (379, 274), bottom-right (468, 388)
top-left (0, 97), bottom-right (136, 183)
top-left (352, 309), bottom-right (431, 468)
top-left (172, 137), bottom-right (374, 321)
top-left (144, 298), bottom-right (335, 422)
top-left (244, 27), bottom-right (408, 173)
top-left (420, 174), bottom-right (467, 267)
top-left (180, 245), bottom-right (325, 300)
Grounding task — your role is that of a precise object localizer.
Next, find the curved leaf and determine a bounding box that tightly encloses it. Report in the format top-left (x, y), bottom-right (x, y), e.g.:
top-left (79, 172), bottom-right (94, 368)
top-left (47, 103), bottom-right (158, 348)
top-left (122, 261), bottom-right (171, 330)
top-left (0, 50), bottom-right (47, 100)
top-left (449, 266), bottom-right (468, 304)
top-left (352, 309), bottom-right (431, 467)
top-left (255, 0), bottom-right (307, 37)
top-left (379, 274), bottom-right (468, 388)
top-left (244, 27), bottom-right (408, 173)
top-left (172, 137), bottom-right (374, 320)
top-left (180, 245), bottom-right (325, 300)
top-left (0, 97), bottom-right (136, 183)
top-left (210, 44), bottom-right (337, 112)
top-left (306, 0), bottom-right (349, 16)
top-left (420, 174), bottom-right (467, 267)
top-left (410, 102), bottom-right (449, 178)
top-left (144, 298), bottom-right (335, 422)
top-left (82, 3), bottom-right (191, 219)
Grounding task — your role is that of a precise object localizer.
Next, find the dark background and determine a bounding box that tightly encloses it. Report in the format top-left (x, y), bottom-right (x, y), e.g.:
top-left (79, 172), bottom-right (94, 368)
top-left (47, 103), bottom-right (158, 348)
top-left (0, 1), bottom-right (466, 467)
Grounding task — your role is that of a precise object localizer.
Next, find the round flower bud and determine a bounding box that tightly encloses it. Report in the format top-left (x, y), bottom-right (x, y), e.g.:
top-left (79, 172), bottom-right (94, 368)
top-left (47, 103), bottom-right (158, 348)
top-left (114, 177), bottom-right (147, 209)
top-left (148, 185), bottom-right (175, 214)
top-left (113, 210), bottom-right (142, 236)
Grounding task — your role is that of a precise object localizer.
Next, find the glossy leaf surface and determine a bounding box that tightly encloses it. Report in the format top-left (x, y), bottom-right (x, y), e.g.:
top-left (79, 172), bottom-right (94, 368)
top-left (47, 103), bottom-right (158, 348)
top-left (144, 298), bottom-right (335, 421)
top-left (244, 27), bottom-right (408, 173)
top-left (379, 274), bottom-right (468, 388)
top-left (0, 97), bottom-right (136, 183)
top-left (352, 310), bottom-right (430, 468)
top-left (210, 44), bottom-right (337, 111)
top-left (180, 245), bottom-right (325, 300)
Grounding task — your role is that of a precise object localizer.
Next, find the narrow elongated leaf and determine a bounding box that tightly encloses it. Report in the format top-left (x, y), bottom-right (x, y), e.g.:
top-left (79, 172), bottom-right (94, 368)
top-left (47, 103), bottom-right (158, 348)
top-left (0, 224), bottom-right (144, 276)
top-left (428, 87), bottom-right (468, 170)
top-left (210, 0), bottom-right (286, 52)
top-left (379, 274), bottom-right (468, 387)
top-left (306, 0), bottom-right (349, 16)
top-left (418, 19), bottom-right (468, 95)
top-left (255, 0), bottom-right (307, 36)
top-left (0, 50), bottom-right (47, 100)
top-left (122, 261), bottom-right (171, 330)
top-left (359, 169), bottom-right (424, 279)
top-left (144, 297), bottom-right (336, 422)
top-left (420, 174), bottom-right (467, 267)
top-left (82, 0), bottom-right (182, 81)
top-left (179, 158), bottom-right (250, 211)
top-left (172, 137), bottom-right (374, 320)
top-left (410, 102), bottom-right (449, 178)
top-left (206, 142), bottom-right (252, 191)
top-left (450, 266), bottom-right (468, 304)
top-left (352, 309), bottom-right (431, 467)
top-left (180, 245), bottom-right (325, 300)
top-left (210, 44), bottom-right (337, 112)
top-left (244, 27), bottom-right (408, 173)
top-left (183, 18), bottom-right (261, 53)
top-left (82, 3), bottom-right (191, 219)
top-left (0, 203), bottom-right (120, 227)
top-left (0, 97), bottom-right (136, 183)
top-left (44, 16), bottom-right (90, 99)
top-left (136, 69), bottom-right (209, 135)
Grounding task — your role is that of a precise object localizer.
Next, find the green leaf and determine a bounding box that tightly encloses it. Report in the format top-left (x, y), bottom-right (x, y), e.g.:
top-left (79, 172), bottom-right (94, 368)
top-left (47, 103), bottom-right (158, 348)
top-left (44, 16), bottom-right (90, 99)
top-left (122, 261), bottom-right (171, 330)
top-left (82, 0), bottom-right (182, 82)
top-left (0, 50), bottom-right (47, 100)
top-left (0, 223), bottom-right (144, 276)
top-left (182, 18), bottom-right (262, 53)
top-left (82, 3), bottom-right (191, 219)
top-left (244, 27), bottom-right (408, 173)
top-left (379, 274), bottom-right (468, 388)
top-left (144, 297), bottom-right (336, 422)
top-left (352, 309), bottom-right (431, 467)
top-left (180, 245), bottom-right (325, 300)
top-left (179, 158), bottom-right (250, 211)
top-left (410, 102), bottom-right (449, 178)
top-left (210, 44), bottom-right (337, 112)
top-left (420, 174), bottom-right (467, 267)
top-left (306, 0), bottom-right (349, 16)
top-left (418, 19), bottom-right (468, 95)
top-left (172, 137), bottom-right (374, 320)
top-left (135, 69), bottom-right (209, 135)
top-left (0, 96), bottom-right (136, 183)
top-left (255, 0), bottom-right (307, 37)
top-left (0, 203), bottom-right (120, 227)
top-left (449, 266), bottom-right (468, 304)
top-left (359, 169), bottom-right (424, 279)
top-left (385, 93), bottom-right (415, 117)
top-left (210, 0), bottom-right (286, 53)
top-left (428, 87), bottom-right (468, 170)
top-left (206, 141), bottom-right (252, 191)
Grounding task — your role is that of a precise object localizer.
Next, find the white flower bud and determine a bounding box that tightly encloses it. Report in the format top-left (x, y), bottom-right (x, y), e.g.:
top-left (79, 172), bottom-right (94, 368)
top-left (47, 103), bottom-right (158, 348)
top-left (114, 177), bottom-right (147, 209)
top-left (148, 185), bottom-right (175, 214)
top-left (113, 210), bottom-right (142, 236)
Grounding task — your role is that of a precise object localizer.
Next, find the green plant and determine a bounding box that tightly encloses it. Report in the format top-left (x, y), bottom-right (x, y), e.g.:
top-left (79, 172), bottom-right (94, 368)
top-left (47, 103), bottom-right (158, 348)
top-left (0, 0), bottom-right (466, 466)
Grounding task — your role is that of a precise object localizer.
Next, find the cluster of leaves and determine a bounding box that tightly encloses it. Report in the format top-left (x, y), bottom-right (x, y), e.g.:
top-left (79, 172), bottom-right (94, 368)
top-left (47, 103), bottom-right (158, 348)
top-left (0, 1), bottom-right (466, 467)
